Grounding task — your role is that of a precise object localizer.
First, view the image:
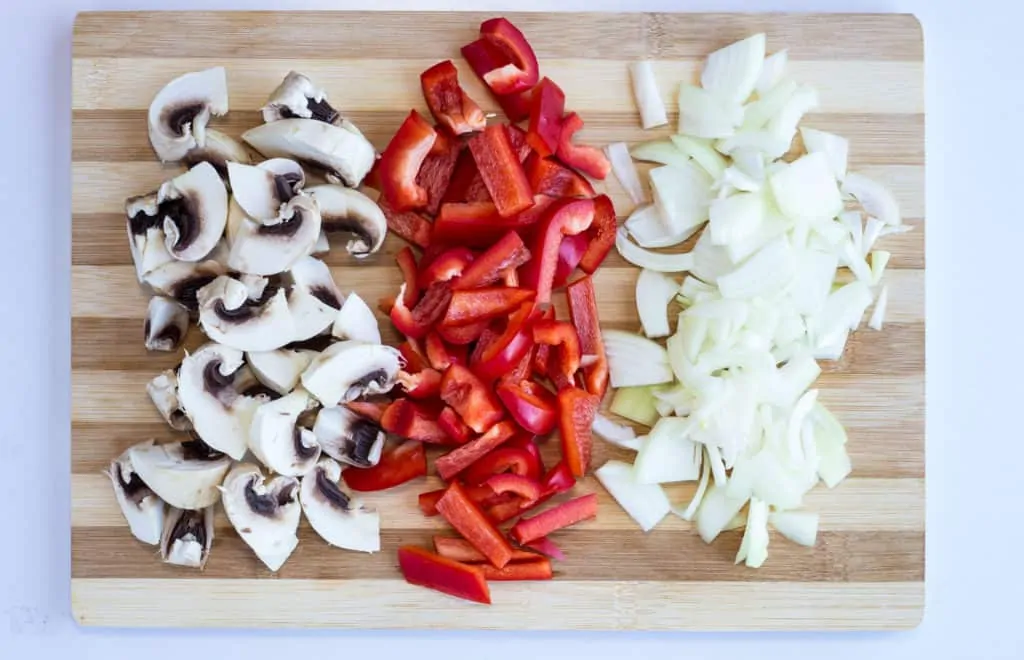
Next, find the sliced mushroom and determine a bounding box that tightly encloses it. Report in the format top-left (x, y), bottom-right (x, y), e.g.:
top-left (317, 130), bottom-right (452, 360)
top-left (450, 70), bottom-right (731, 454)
top-left (301, 340), bottom-right (401, 407)
top-left (245, 348), bottom-right (315, 395)
top-left (299, 457), bottom-right (380, 553)
top-left (126, 192), bottom-right (175, 281)
top-left (161, 506), bottom-right (215, 569)
top-left (287, 256), bottom-right (342, 342)
top-left (148, 66), bottom-right (229, 163)
top-left (177, 342), bottom-right (269, 459)
top-left (226, 195), bottom-right (322, 276)
top-left (262, 71), bottom-right (341, 125)
top-left (144, 296), bottom-right (189, 351)
top-left (106, 441), bottom-right (165, 545)
top-left (310, 230), bottom-right (330, 256)
top-left (227, 159), bottom-right (305, 223)
top-left (305, 185), bottom-right (386, 258)
top-left (128, 437), bottom-right (232, 510)
top-left (220, 463), bottom-right (300, 572)
top-left (249, 389), bottom-right (322, 477)
top-left (242, 118), bottom-right (375, 187)
top-left (183, 128), bottom-right (252, 180)
top-left (197, 275), bottom-right (296, 352)
top-left (146, 369), bottom-right (192, 431)
top-left (331, 292), bottom-right (381, 344)
top-left (312, 406), bottom-right (384, 468)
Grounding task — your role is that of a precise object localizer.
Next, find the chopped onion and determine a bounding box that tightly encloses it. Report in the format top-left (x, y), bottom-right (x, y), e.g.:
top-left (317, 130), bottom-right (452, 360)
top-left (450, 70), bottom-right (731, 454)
top-left (861, 216), bottom-right (884, 256)
top-left (709, 191), bottom-right (766, 246)
top-left (690, 230), bottom-right (736, 284)
top-left (812, 280), bottom-right (873, 347)
top-left (717, 237), bottom-right (794, 299)
top-left (625, 205), bottom-right (683, 248)
top-left (842, 172), bottom-right (901, 226)
top-left (769, 153), bottom-right (843, 222)
top-left (715, 130), bottom-right (791, 160)
top-left (869, 284), bottom-right (889, 330)
top-left (768, 86), bottom-right (818, 147)
top-left (789, 249), bottom-right (838, 315)
top-left (604, 328), bottom-right (674, 387)
top-left (674, 448), bottom-right (712, 520)
top-left (735, 497), bottom-right (769, 568)
top-left (871, 250), bottom-right (891, 284)
top-left (606, 141), bottom-right (646, 206)
top-left (616, 228), bottom-right (696, 273)
top-left (678, 275), bottom-right (717, 304)
top-left (633, 417), bottom-right (702, 484)
top-left (839, 210), bottom-right (864, 253)
top-left (701, 33), bottom-right (765, 105)
top-left (595, 461), bottom-right (671, 532)
top-left (636, 269), bottom-right (678, 338)
top-left (879, 224), bottom-right (913, 238)
top-left (755, 49), bottom-right (788, 94)
top-left (631, 140), bottom-right (692, 169)
top-left (696, 483), bottom-right (748, 543)
top-left (800, 127), bottom-right (849, 181)
top-left (742, 78), bottom-right (797, 131)
top-left (592, 413), bottom-right (643, 451)
top-left (669, 135), bottom-right (728, 180)
top-left (649, 163), bottom-right (713, 234)
top-left (629, 60), bottom-right (668, 129)
top-left (609, 386), bottom-right (660, 427)
top-left (769, 511), bottom-right (819, 547)
top-left (678, 84), bottom-right (743, 138)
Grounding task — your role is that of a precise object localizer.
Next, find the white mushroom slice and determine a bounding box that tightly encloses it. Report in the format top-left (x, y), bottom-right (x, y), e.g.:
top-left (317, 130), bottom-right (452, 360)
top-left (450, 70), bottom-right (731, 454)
top-left (227, 160), bottom-right (305, 222)
top-left (129, 438), bottom-right (232, 510)
top-left (161, 506), bottom-right (215, 569)
top-left (331, 292), bottom-right (381, 344)
top-left (145, 259), bottom-right (227, 313)
top-left (249, 389), bottom-right (322, 477)
top-left (299, 457), bottom-right (380, 553)
top-left (242, 118), bottom-right (376, 187)
top-left (220, 463), bottom-right (301, 572)
top-left (147, 369), bottom-right (192, 431)
top-left (177, 342), bottom-right (268, 459)
top-left (144, 296), bottom-right (189, 351)
top-left (262, 71), bottom-right (341, 125)
top-left (246, 348), bottom-right (315, 395)
top-left (306, 185), bottom-right (387, 258)
top-left (288, 256), bottom-right (342, 342)
top-left (126, 192), bottom-right (175, 281)
top-left (313, 406), bottom-right (385, 468)
top-left (148, 66), bottom-right (229, 163)
top-left (227, 195), bottom-right (322, 276)
top-left (106, 440), bottom-right (165, 545)
top-left (183, 128), bottom-right (252, 179)
top-left (301, 341), bottom-right (401, 406)
top-left (310, 230), bottom-right (330, 256)
top-left (197, 275), bottom-right (296, 352)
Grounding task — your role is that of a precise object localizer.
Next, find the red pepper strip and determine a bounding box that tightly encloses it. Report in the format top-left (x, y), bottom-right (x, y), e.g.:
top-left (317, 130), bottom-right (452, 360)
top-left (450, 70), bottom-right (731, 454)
top-left (441, 287), bottom-right (535, 328)
top-left (507, 124), bottom-right (533, 162)
top-left (485, 473), bottom-right (542, 504)
top-left (420, 60), bottom-right (486, 136)
top-left (438, 405), bottom-right (473, 444)
top-left (526, 77), bottom-right (565, 157)
top-left (533, 320), bottom-right (582, 388)
top-left (470, 302), bottom-right (536, 382)
top-left (496, 380), bottom-right (558, 435)
top-left (499, 344), bottom-right (534, 386)
top-left (531, 306), bottom-right (556, 378)
top-left (390, 281), bottom-right (453, 340)
top-left (554, 233), bottom-right (589, 288)
top-left (435, 481), bottom-right (516, 568)
top-left (524, 153), bottom-right (596, 199)
top-left (566, 275), bottom-right (609, 398)
top-left (439, 363), bottom-right (506, 433)
top-left (463, 446), bottom-right (544, 486)
top-left (433, 200), bottom-right (549, 247)
top-left (345, 400), bottom-right (388, 423)
top-left (416, 126), bottom-right (465, 216)
top-left (522, 198), bottom-right (596, 305)
top-left (364, 157), bottom-right (381, 191)
top-left (380, 398), bottom-right (449, 444)
top-left (510, 493), bottom-right (598, 545)
top-left (437, 318), bottom-right (489, 345)
top-left (418, 247), bottom-right (475, 289)
top-left (442, 149), bottom-right (489, 204)
top-left (508, 432), bottom-right (545, 474)
top-left (397, 368), bottom-right (442, 400)
top-left (435, 420), bottom-right (517, 481)
top-left (433, 536), bottom-right (537, 564)
top-left (397, 545), bottom-right (491, 605)
top-left (379, 109), bottom-right (437, 210)
top-left (468, 125), bottom-right (535, 218)
top-left (452, 231), bottom-right (531, 291)
top-left (556, 112), bottom-right (611, 180)
top-left (419, 484), bottom-right (496, 516)
top-left (425, 331), bottom-right (465, 371)
top-left (478, 558), bottom-right (553, 581)
top-left (396, 247), bottom-right (421, 308)
top-left (523, 537), bottom-right (566, 561)
top-left (541, 460), bottom-right (576, 497)
top-left (479, 18), bottom-right (540, 95)
top-left (378, 198), bottom-right (433, 249)
top-left (460, 39), bottom-right (534, 122)
top-left (557, 387), bottom-right (600, 477)
top-left (342, 440), bottom-right (427, 492)
top-left (579, 194), bottom-right (616, 274)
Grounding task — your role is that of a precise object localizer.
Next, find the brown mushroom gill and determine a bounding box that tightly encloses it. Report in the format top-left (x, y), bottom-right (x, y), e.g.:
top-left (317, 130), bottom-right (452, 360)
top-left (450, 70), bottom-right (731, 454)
top-left (212, 281), bottom-right (282, 323)
top-left (202, 359), bottom-right (236, 398)
top-left (244, 476), bottom-right (297, 517)
top-left (168, 508), bottom-right (208, 547)
top-left (129, 194), bottom-right (202, 253)
top-left (255, 211), bottom-right (305, 238)
top-left (315, 467), bottom-right (352, 510)
top-left (321, 216), bottom-right (376, 254)
top-left (116, 468), bottom-right (153, 505)
top-left (346, 369), bottom-right (389, 400)
top-left (349, 420), bottom-right (384, 466)
top-left (293, 428), bottom-right (319, 460)
top-left (309, 285), bottom-right (342, 309)
top-left (280, 98), bottom-right (339, 126)
top-left (163, 102), bottom-right (207, 139)
top-left (241, 382), bottom-right (282, 400)
top-left (286, 334), bottom-right (336, 352)
top-left (172, 274), bottom-right (220, 312)
top-left (181, 436), bottom-right (227, 461)
top-left (144, 318), bottom-right (183, 348)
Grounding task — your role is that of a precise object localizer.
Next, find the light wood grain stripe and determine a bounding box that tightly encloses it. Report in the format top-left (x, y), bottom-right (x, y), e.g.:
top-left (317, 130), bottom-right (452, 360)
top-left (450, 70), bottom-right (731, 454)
top-left (71, 578), bottom-right (924, 629)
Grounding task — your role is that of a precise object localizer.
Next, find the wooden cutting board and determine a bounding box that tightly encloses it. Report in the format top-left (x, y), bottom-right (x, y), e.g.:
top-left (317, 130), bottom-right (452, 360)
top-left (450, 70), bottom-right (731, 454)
top-left (70, 11), bottom-right (924, 630)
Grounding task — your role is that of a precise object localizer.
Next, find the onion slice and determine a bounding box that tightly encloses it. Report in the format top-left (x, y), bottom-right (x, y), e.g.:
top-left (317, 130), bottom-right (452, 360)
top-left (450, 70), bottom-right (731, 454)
top-left (636, 269), bottom-right (678, 338)
top-left (592, 413), bottom-right (643, 451)
top-left (595, 461), bottom-right (671, 532)
top-left (769, 511), bottom-right (819, 547)
top-left (842, 172), bottom-right (902, 226)
top-left (629, 60), bottom-right (668, 129)
top-left (604, 328), bottom-right (674, 388)
top-left (606, 141), bottom-right (646, 206)
top-left (615, 228), bottom-right (696, 273)
top-left (869, 284), bottom-right (889, 331)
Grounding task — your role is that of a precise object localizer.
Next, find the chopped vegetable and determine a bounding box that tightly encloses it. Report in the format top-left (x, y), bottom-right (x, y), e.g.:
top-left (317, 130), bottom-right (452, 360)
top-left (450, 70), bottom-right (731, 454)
top-left (420, 60), bottom-right (486, 135)
top-left (379, 110), bottom-right (437, 211)
top-left (604, 328), bottom-right (674, 388)
top-left (478, 558), bottom-right (553, 581)
top-left (435, 480), bottom-right (516, 568)
top-left (557, 387), bottom-right (600, 477)
top-left (510, 493), bottom-right (598, 544)
top-left (629, 60), bottom-right (668, 129)
top-left (526, 77), bottom-right (566, 156)
top-left (607, 141), bottom-right (647, 205)
top-left (633, 417), bottom-right (702, 484)
top-left (468, 124), bottom-right (535, 217)
top-left (769, 511), bottom-right (819, 547)
top-left (398, 545), bottom-right (491, 604)
top-left (591, 413), bottom-right (642, 451)
top-left (615, 229), bottom-right (696, 273)
top-left (556, 112), bottom-right (611, 180)
top-left (635, 269), bottom-right (678, 338)
top-left (435, 420), bottom-right (517, 481)
top-left (433, 536), bottom-right (538, 563)
top-left (342, 441), bottom-right (427, 492)
top-left (869, 284), bottom-right (889, 331)
top-left (594, 460), bottom-right (670, 532)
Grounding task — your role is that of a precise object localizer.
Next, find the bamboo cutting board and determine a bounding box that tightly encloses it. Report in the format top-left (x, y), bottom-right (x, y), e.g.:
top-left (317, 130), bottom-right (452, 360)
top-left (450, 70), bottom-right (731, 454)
top-left (71, 11), bottom-right (925, 630)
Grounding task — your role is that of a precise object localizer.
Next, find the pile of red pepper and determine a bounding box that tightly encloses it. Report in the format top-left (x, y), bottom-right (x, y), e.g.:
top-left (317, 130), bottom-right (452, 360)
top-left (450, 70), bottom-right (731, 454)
top-left (353, 17), bottom-right (617, 605)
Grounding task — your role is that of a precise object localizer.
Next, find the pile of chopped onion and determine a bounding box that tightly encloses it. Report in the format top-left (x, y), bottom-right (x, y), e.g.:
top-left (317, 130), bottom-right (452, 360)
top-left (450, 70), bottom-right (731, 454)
top-left (608, 35), bottom-right (905, 568)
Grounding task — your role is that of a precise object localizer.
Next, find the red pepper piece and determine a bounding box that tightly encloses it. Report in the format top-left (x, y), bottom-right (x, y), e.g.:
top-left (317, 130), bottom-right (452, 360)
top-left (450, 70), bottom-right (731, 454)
top-left (460, 39), bottom-right (534, 122)
top-left (380, 110), bottom-right (437, 210)
top-left (533, 320), bottom-right (582, 387)
top-left (496, 380), bottom-right (558, 435)
top-left (433, 536), bottom-right (537, 564)
top-left (434, 201), bottom-right (544, 247)
top-left (579, 194), bottom-right (616, 274)
top-left (453, 231), bottom-right (531, 290)
top-left (425, 331), bottom-right (466, 371)
top-left (435, 481), bottom-right (516, 568)
top-left (441, 287), bottom-right (535, 327)
top-left (524, 153), bottom-right (596, 199)
top-left (510, 493), bottom-right (598, 545)
top-left (485, 473), bottom-right (542, 504)
top-left (557, 387), bottom-right (600, 477)
top-left (470, 301), bottom-right (536, 382)
top-left (523, 537), bottom-right (566, 561)
top-left (390, 281), bottom-right (453, 340)
top-left (416, 126), bottom-right (465, 216)
top-left (397, 339), bottom-right (429, 374)
top-left (520, 198), bottom-right (596, 305)
top-left (554, 233), bottom-right (589, 288)
top-left (397, 367), bottom-right (442, 400)
top-left (506, 124), bottom-right (533, 162)
top-left (438, 405), bottom-right (473, 444)
top-left (380, 398), bottom-right (449, 444)
top-left (345, 400), bottom-right (388, 423)
top-left (437, 318), bottom-right (489, 345)
top-left (478, 558), bottom-right (553, 581)
top-left (541, 460), bottom-right (576, 496)
top-left (468, 125), bottom-right (535, 218)
top-left (463, 446), bottom-right (544, 486)
top-left (556, 112), bottom-right (611, 180)
top-left (479, 18), bottom-right (540, 95)
top-left (396, 247), bottom-right (421, 308)
top-left (526, 78), bottom-right (565, 157)
top-left (439, 363), bottom-right (506, 433)
top-left (419, 247), bottom-right (475, 289)
top-left (364, 157), bottom-right (381, 191)
top-left (379, 198), bottom-right (432, 249)
top-left (420, 60), bottom-right (486, 136)
top-left (435, 420), bottom-right (517, 481)
top-left (342, 440), bottom-right (427, 492)
top-left (397, 545), bottom-right (491, 605)
top-left (508, 432), bottom-right (545, 474)
top-left (531, 306), bottom-right (556, 378)
top-left (566, 275), bottom-right (609, 398)
top-left (419, 484), bottom-right (500, 517)
top-left (499, 344), bottom-right (534, 385)
top-left (443, 148), bottom-right (489, 204)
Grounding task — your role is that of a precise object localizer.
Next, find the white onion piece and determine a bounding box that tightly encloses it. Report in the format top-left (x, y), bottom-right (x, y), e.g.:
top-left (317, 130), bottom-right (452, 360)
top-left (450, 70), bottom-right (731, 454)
top-left (861, 216), bottom-right (884, 257)
top-left (756, 49), bottom-right (788, 94)
top-left (616, 228), bottom-right (695, 273)
top-left (842, 172), bottom-right (901, 226)
top-left (606, 141), bottom-right (646, 206)
top-left (631, 140), bottom-right (692, 169)
top-left (649, 163), bottom-right (713, 235)
top-left (709, 192), bottom-right (765, 246)
top-left (701, 33), bottom-right (765, 105)
top-left (813, 281), bottom-right (873, 347)
top-left (879, 224), bottom-right (913, 238)
top-left (769, 86), bottom-right (818, 147)
top-left (633, 417), bottom-right (702, 484)
top-left (789, 249), bottom-right (838, 315)
top-left (625, 205), bottom-right (683, 248)
top-left (690, 230), bottom-right (736, 284)
top-left (674, 448), bottom-right (712, 520)
top-left (769, 153), bottom-right (843, 222)
top-left (839, 210), bottom-right (864, 253)
top-left (869, 284), bottom-right (889, 331)
top-left (629, 60), bottom-right (668, 129)
top-left (595, 461), bottom-right (671, 532)
top-left (742, 78), bottom-right (797, 131)
top-left (769, 511), bottom-right (819, 547)
top-left (678, 84), bottom-right (743, 138)
top-left (735, 497), bottom-right (769, 568)
top-left (717, 237), bottom-right (794, 299)
top-left (800, 127), bottom-right (849, 181)
top-left (592, 413), bottom-right (643, 451)
top-left (669, 135), bottom-right (728, 180)
top-left (871, 250), bottom-right (891, 284)
top-left (696, 483), bottom-right (748, 543)
top-left (604, 328), bottom-right (674, 388)
top-left (636, 269), bottom-right (678, 338)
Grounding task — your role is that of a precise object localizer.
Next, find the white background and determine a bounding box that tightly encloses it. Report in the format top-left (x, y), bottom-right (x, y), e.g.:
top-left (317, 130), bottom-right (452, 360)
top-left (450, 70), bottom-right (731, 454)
top-left (0, 0), bottom-right (1016, 655)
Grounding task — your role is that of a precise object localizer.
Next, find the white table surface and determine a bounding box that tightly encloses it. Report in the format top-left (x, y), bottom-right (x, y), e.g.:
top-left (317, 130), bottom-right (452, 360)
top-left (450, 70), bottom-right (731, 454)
top-left (2, 0), bottom-right (1018, 655)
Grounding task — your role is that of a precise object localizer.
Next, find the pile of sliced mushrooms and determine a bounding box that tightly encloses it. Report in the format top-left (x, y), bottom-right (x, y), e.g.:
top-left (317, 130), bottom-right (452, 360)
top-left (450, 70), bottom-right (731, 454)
top-left (109, 67), bottom-right (401, 572)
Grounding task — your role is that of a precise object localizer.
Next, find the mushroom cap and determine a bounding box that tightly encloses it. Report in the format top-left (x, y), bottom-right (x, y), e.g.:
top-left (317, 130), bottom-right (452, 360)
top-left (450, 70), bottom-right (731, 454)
top-left (331, 292), bottom-right (381, 344)
top-left (161, 506), bottom-right (215, 569)
top-left (305, 185), bottom-right (387, 258)
top-left (148, 66), bottom-right (229, 162)
top-left (299, 457), bottom-right (380, 553)
top-left (300, 340), bottom-right (401, 407)
top-left (183, 129), bottom-right (252, 180)
top-left (248, 388), bottom-right (322, 477)
top-left (197, 275), bottom-right (296, 352)
top-left (226, 195), bottom-right (322, 277)
top-left (227, 159), bottom-right (305, 222)
top-left (177, 342), bottom-right (268, 459)
top-left (146, 369), bottom-right (192, 431)
top-left (106, 441), bottom-right (166, 545)
top-left (144, 296), bottom-right (190, 352)
top-left (220, 463), bottom-right (301, 572)
top-left (261, 71), bottom-right (340, 125)
top-left (128, 438), bottom-right (232, 510)
top-left (312, 406), bottom-right (385, 468)
top-left (157, 162), bottom-right (229, 262)
top-left (242, 118), bottom-right (375, 187)
top-left (287, 256), bottom-right (342, 342)
top-left (144, 258), bottom-right (227, 313)
top-left (245, 348), bottom-right (315, 396)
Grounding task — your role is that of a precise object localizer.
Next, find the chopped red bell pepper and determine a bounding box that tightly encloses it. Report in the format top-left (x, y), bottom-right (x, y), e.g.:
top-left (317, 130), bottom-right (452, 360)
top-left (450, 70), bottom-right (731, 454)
top-left (424, 331), bottom-right (467, 371)
top-left (508, 432), bottom-right (545, 474)
top-left (437, 318), bottom-right (489, 345)
top-left (496, 379), bottom-right (558, 435)
top-left (396, 247), bottom-right (421, 308)
top-left (379, 110), bottom-right (437, 210)
top-left (557, 387), bottom-right (600, 477)
top-left (397, 545), bottom-right (491, 605)
top-left (420, 60), bottom-right (486, 136)
top-left (524, 153), bottom-right (595, 199)
top-left (443, 148), bottom-right (489, 204)
top-left (510, 493), bottom-right (598, 545)
top-left (397, 339), bottom-right (429, 373)
top-left (416, 126), bottom-right (464, 217)
top-left (523, 537), bottom-right (566, 561)
top-left (438, 405), bottom-right (473, 444)
top-left (342, 440), bottom-right (427, 492)
top-left (364, 157), bottom-right (381, 191)
top-left (554, 233), bottom-right (589, 288)
top-left (419, 484), bottom-right (502, 517)
top-left (345, 400), bottom-right (388, 423)
top-left (479, 18), bottom-right (540, 95)
top-left (499, 343), bottom-right (534, 385)
top-left (433, 536), bottom-right (538, 564)
top-left (390, 281), bottom-right (453, 340)
top-left (507, 124), bottom-right (532, 162)
top-left (468, 125), bottom-right (534, 218)
top-left (470, 302), bottom-right (536, 382)
top-left (478, 558), bottom-right (553, 581)
top-left (541, 460), bottom-right (576, 496)
top-left (441, 287), bottom-right (535, 327)
top-left (439, 363), bottom-right (506, 433)
top-left (531, 306), bottom-right (556, 378)
top-left (397, 368), bottom-right (442, 400)
top-left (520, 197), bottom-right (596, 305)
top-left (462, 446), bottom-right (544, 486)
top-left (501, 268), bottom-right (519, 287)
top-left (433, 200), bottom-right (547, 247)
top-left (435, 480), bottom-right (516, 568)
top-left (526, 78), bottom-right (565, 157)
top-left (435, 420), bottom-right (516, 481)
top-left (418, 247), bottom-right (475, 289)
top-left (378, 198), bottom-right (433, 249)
top-left (579, 194), bottom-right (616, 274)
top-left (380, 398), bottom-right (449, 444)
top-left (452, 231), bottom-right (531, 290)
top-left (566, 275), bottom-right (609, 398)
top-left (485, 473), bottom-right (543, 504)
top-left (460, 38), bottom-right (534, 122)
top-left (556, 112), bottom-right (611, 180)
top-left (533, 320), bottom-right (582, 388)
